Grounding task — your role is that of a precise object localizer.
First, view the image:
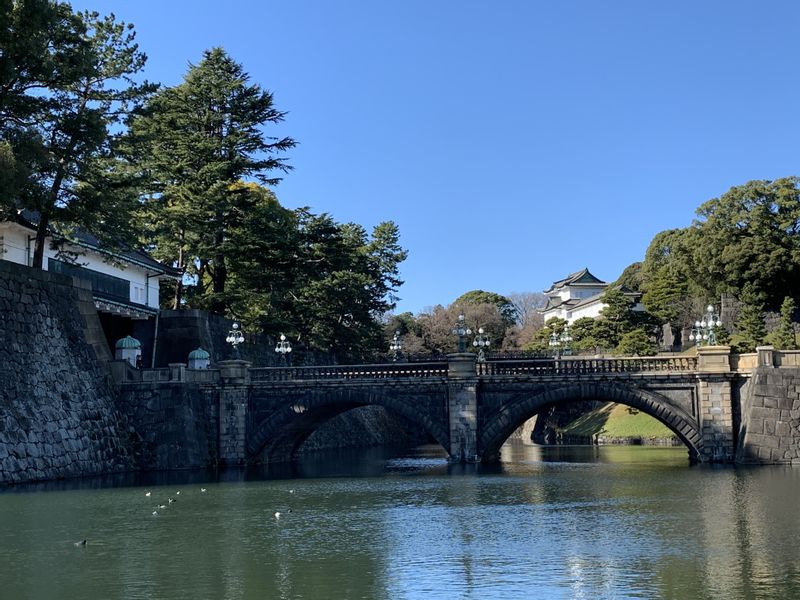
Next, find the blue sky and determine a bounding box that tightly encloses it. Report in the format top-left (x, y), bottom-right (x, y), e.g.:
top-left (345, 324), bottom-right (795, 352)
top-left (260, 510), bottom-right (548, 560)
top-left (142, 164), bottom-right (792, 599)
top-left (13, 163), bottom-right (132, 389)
top-left (73, 1), bottom-right (800, 314)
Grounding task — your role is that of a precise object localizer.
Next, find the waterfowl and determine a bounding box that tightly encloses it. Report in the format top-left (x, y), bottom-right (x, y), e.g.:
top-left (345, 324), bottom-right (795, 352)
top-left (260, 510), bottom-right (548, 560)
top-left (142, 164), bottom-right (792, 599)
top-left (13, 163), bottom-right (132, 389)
top-left (73, 540), bottom-right (86, 547)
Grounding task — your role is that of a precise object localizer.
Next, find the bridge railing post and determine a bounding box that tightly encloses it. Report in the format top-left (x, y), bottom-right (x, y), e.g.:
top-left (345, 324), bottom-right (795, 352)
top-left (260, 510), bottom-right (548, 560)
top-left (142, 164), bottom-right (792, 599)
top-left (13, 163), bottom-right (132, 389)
top-left (216, 359), bottom-right (251, 465)
top-left (756, 345), bottom-right (775, 368)
top-left (168, 362), bottom-right (186, 382)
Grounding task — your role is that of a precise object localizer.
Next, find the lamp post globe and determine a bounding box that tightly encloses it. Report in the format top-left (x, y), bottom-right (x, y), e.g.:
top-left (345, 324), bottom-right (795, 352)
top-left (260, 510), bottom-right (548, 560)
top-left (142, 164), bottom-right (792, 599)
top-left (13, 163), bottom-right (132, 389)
top-left (451, 313), bottom-right (472, 353)
top-left (225, 322), bottom-right (245, 359)
top-left (472, 327), bottom-right (490, 362)
top-left (389, 330), bottom-right (403, 362)
top-left (690, 304), bottom-right (722, 347)
top-left (275, 333), bottom-right (292, 365)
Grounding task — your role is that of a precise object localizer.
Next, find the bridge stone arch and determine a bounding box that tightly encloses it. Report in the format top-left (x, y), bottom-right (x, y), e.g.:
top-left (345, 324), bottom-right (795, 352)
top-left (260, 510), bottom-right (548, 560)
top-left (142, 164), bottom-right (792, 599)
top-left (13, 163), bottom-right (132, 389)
top-left (247, 386), bottom-right (450, 463)
top-left (478, 382), bottom-right (703, 462)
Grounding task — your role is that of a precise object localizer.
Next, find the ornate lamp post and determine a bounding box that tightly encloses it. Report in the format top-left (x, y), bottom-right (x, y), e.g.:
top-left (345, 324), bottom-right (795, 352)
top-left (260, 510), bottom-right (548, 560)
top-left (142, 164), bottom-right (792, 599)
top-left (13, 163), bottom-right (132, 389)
top-left (225, 322), bottom-right (244, 359)
top-left (275, 333), bottom-right (292, 365)
top-left (389, 330), bottom-right (403, 362)
top-left (689, 304), bottom-right (722, 347)
top-left (561, 328), bottom-right (573, 356)
top-left (472, 327), bottom-right (491, 362)
top-left (549, 326), bottom-right (572, 358)
top-left (452, 313), bottom-right (472, 353)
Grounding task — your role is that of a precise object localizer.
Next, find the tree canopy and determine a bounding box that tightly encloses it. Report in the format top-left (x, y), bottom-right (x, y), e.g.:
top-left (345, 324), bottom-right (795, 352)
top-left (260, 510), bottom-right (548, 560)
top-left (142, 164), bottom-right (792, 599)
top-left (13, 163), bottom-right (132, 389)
top-left (690, 178), bottom-right (800, 310)
top-left (129, 47), bottom-right (296, 312)
top-left (2, 4), bottom-right (154, 267)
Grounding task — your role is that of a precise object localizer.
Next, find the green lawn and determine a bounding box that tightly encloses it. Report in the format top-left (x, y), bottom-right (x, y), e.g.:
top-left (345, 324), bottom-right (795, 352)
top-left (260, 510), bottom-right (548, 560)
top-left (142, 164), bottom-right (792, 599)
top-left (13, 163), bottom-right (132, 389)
top-left (559, 402), bottom-right (678, 440)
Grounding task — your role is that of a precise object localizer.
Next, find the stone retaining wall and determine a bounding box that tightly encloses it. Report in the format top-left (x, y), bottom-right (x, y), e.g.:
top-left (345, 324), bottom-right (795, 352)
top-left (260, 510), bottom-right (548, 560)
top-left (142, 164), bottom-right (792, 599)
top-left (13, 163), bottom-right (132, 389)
top-left (0, 260), bottom-right (133, 483)
top-left (115, 383), bottom-right (219, 470)
top-left (738, 367), bottom-right (800, 464)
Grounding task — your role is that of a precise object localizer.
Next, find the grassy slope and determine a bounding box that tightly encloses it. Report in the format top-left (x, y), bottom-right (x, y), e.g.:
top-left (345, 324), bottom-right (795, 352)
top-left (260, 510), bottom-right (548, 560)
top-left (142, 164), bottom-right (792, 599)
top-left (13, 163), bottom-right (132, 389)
top-left (559, 403), bottom-right (678, 440)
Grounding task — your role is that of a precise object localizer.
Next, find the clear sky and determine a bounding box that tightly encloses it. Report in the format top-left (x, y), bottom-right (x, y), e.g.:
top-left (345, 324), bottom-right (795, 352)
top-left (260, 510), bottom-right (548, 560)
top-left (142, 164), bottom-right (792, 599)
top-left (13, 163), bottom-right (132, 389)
top-left (72, 1), bottom-right (800, 314)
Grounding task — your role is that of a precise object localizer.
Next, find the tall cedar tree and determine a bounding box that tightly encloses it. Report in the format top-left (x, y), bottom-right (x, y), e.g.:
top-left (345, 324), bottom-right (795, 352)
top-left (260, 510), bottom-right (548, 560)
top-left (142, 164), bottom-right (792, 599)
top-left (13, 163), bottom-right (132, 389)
top-left (130, 48), bottom-right (295, 311)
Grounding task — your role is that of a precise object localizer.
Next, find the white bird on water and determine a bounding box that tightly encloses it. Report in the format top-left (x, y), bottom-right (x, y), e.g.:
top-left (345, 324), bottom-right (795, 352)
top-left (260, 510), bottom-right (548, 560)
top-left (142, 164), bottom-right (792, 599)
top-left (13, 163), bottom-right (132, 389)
top-left (274, 511), bottom-right (281, 519)
top-left (145, 491), bottom-right (151, 497)
top-left (200, 488), bottom-right (207, 493)
top-left (73, 540), bottom-right (86, 547)
top-left (152, 510), bottom-right (159, 516)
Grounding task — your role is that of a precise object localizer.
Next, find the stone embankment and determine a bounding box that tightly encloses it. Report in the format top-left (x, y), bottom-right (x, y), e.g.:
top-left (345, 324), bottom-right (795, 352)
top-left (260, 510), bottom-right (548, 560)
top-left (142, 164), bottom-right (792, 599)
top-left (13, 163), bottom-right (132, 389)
top-left (738, 361), bottom-right (800, 463)
top-left (0, 261), bottom-right (133, 484)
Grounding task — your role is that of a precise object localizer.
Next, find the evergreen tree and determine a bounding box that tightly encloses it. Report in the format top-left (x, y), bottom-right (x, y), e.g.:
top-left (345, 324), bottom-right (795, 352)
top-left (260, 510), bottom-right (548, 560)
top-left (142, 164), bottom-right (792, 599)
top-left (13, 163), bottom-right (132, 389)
top-left (772, 296), bottom-right (798, 350)
top-left (691, 178), bottom-right (800, 310)
top-left (3, 7), bottom-right (154, 266)
top-left (598, 287), bottom-right (637, 347)
top-left (525, 317), bottom-right (566, 353)
top-left (130, 47), bottom-right (296, 311)
top-left (734, 284), bottom-right (767, 352)
top-left (569, 317), bottom-right (600, 353)
top-left (615, 329), bottom-right (657, 356)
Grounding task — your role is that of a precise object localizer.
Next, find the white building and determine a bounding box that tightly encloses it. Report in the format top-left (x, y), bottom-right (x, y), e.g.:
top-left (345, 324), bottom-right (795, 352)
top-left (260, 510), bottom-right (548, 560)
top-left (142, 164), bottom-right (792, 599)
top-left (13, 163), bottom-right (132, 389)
top-left (540, 267), bottom-right (642, 324)
top-left (0, 210), bottom-right (179, 360)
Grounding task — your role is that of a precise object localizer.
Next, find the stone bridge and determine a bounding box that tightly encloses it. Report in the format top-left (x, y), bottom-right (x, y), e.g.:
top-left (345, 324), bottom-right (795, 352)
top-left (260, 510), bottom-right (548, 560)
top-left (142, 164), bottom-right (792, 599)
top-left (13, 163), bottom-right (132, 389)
top-left (114, 346), bottom-right (800, 465)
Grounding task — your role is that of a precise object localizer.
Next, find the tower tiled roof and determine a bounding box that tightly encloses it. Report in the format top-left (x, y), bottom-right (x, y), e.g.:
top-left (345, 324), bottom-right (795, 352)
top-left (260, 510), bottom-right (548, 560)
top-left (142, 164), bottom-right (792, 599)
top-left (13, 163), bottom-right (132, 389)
top-left (543, 268), bottom-right (606, 294)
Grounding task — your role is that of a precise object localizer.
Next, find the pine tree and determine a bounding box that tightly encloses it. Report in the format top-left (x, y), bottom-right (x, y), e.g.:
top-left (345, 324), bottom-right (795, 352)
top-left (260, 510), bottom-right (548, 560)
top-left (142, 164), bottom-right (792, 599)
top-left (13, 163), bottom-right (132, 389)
top-left (3, 7), bottom-right (154, 266)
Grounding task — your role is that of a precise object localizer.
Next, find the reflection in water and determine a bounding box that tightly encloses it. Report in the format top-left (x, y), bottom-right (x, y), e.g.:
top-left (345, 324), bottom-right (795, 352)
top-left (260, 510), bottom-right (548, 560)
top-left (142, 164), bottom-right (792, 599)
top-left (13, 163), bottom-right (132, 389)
top-left (1, 443), bottom-right (799, 599)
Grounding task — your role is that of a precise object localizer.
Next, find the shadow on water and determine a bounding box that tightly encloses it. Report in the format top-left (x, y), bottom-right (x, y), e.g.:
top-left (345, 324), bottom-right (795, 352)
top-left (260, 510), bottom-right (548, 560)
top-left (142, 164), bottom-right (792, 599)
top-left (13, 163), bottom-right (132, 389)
top-left (0, 444), bottom-right (450, 494)
top-left (0, 441), bottom-right (704, 495)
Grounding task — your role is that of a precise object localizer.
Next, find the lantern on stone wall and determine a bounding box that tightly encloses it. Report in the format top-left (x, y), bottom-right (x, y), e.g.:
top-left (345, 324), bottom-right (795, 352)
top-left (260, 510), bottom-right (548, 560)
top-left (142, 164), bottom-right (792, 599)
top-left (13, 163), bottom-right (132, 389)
top-left (115, 336), bottom-right (141, 367)
top-left (188, 347), bottom-right (211, 369)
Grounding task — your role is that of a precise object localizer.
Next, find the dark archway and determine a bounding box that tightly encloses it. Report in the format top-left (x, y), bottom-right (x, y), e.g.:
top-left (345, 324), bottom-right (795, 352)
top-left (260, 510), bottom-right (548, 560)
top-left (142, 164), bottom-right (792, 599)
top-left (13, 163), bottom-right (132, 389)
top-left (479, 382), bottom-right (702, 462)
top-left (247, 388), bottom-right (450, 463)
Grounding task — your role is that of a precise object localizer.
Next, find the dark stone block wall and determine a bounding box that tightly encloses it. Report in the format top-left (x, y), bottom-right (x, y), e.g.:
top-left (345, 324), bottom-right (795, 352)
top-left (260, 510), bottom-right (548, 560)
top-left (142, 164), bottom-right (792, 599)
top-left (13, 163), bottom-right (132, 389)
top-left (738, 367), bottom-right (800, 464)
top-left (0, 260), bottom-right (134, 484)
top-left (115, 383), bottom-right (219, 470)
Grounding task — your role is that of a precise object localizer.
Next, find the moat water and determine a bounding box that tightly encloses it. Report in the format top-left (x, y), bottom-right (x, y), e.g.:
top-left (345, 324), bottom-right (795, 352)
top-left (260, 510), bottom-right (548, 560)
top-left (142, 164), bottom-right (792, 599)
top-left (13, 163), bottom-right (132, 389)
top-left (2, 443), bottom-right (800, 600)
